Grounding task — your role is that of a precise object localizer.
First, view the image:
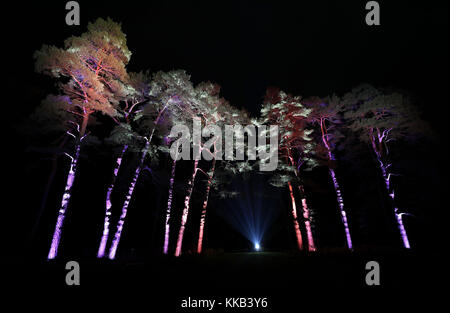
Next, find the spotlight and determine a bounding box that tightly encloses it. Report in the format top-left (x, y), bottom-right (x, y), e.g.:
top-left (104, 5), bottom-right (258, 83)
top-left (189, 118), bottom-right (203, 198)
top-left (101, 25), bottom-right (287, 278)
top-left (254, 242), bottom-right (260, 251)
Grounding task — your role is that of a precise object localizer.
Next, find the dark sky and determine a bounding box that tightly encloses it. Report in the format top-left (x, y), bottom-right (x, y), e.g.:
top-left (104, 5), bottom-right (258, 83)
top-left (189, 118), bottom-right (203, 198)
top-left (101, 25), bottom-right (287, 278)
top-left (4, 0), bottom-right (449, 120)
top-left (2, 1), bottom-right (448, 257)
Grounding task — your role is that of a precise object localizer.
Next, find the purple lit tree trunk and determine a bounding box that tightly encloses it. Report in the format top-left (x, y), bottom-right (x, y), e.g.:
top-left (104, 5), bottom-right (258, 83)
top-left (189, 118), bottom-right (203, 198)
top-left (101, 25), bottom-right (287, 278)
top-left (97, 144), bottom-right (128, 258)
top-left (47, 114), bottom-right (89, 260)
top-left (197, 158), bottom-right (216, 254)
top-left (370, 130), bottom-right (410, 248)
top-left (175, 159), bottom-right (199, 257)
top-left (320, 120), bottom-right (353, 249)
top-left (163, 158), bottom-right (177, 254)
top-left (47, 143), bottom-right (81, 259)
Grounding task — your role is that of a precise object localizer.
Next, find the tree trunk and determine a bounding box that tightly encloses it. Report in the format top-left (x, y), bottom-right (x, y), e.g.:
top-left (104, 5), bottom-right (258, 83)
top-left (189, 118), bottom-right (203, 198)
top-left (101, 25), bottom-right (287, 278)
top-left (288, 181), bottom-right (303, 250)
top-left (163, 158), bottom-right (177, 254)
top-left (47, 143), bottom-right (81, 259)
top-left (371, 137), bottom-right (410, 249)
top-left (328, 167), bottom-right (353, 249)
top-left (108, 140), bottom-right (149, 259)
top-left (298, 185), bottom-right (316, 251)
top-left (197, 159), bottom-right (216, 254)
top-left (175, 159), bottom-right (199, 257)
top-left (320, 121), bottom-right (353, 250)
top-left (47, 114), bottom-right (88, 260)
top-left (97, 145), bottom-right (128, 258)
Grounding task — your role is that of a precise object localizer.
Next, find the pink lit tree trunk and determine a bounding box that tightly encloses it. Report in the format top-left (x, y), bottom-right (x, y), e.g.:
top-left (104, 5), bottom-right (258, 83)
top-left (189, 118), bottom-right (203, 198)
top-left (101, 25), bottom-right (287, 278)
top-left (48, 114), bottom-right (89, 260)
top-left (163, 158), bottom-right (177, 254)
top-left (288, 153), bottom-right (316, 252)
top-left (320, 119), bottom-right (353, 249)
top-left (97, 144), bottom-right (128, 258)
top-left (288, 181), bottom-right (303, 250)
top-left (197, 158), bottom-right (216, 254)
top-left (298, 185), bottom-right (316, 251)
top-left (370, 129), bottom-right (410, 248)
top-left (175, 159), bottom-right (199, 257)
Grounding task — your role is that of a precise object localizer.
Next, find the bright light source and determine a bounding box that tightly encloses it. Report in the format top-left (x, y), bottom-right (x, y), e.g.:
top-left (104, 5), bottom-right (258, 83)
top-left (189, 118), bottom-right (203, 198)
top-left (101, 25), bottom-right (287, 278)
top-left (254, 243), bottom-right (260, 250)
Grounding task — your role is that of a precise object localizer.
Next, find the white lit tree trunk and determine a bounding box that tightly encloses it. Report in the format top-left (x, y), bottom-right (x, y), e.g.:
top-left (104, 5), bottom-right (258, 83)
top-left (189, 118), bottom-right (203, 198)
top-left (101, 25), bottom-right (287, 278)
top-left (163, 158), bottom-right (177, 254)
top-left (370, 130), bottom-right (410, 248)
top-left (197, 158), bottom-right (216, 254)
top-left (320, 119), bottom-right (353, 249)
top-left (175, 159), bottom-right (199, 257)
top-left (97, 144), bottom-right (128, 258)
top-left (108, 140), bottom-right (149, 259)
top-left (48, 114), bottom-right (89, 260)
top-left (108, 106), bottom-right (167, 259)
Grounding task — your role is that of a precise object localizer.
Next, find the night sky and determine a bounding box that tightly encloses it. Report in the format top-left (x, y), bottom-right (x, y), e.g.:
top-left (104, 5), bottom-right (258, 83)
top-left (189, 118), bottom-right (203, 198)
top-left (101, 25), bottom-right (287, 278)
top-left (2, 1), bottom-right (448, 260)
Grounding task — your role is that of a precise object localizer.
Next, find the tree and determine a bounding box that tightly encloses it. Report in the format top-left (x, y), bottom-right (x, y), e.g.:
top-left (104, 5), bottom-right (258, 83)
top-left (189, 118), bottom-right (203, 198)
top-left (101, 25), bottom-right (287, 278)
top-left (97, 71), bottom-right (152, 258)
top-left (34, 18), bottom-right (131, 259)
top-left (304, 95), bottom-right (353, 250)
top-left (343, 84), bottom-right (426, 248)
top-left (173, 82), bottom-right (226, 257)
top-left (196, 91), bottom-right (252, 254)
top-left (261, 88), bottom-right (317, 251)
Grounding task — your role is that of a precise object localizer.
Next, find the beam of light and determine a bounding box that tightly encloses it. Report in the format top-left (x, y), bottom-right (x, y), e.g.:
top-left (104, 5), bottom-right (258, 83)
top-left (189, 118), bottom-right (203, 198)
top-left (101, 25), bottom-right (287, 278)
top-left (218, 175), bottom-right (280, 251)
top-left (254, 242), bottom-right (260, 250)
top-left (328, 167), bottom-right (353, 250)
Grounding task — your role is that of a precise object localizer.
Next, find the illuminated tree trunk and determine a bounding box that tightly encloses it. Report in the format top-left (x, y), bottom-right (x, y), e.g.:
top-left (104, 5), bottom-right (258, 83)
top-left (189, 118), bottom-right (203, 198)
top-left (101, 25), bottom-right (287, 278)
top-left (370, 134), bottom-right (410, 248)
top-left (48, 114), bottom-right (89, 260)
top-left (108, 140), bottom-right (149, 259)
top-left (197, 159), bottom-right (216, 254)
top-left (108, 107), bottom-right (166, 259)
top-left (320, 120), bottom-right (353, 249)
top-left (163, 158), bottom-right (177, 254)
top-left (288, 181), bottom-right (303, 250)
top-left (298, 185), bottom-right (316, 251)
top-left (97, 144), bottom-right (128, 258)
top-left (328, 167), bottom-right (353, 249)
top-left (175, 159), bottom-right (199, 257)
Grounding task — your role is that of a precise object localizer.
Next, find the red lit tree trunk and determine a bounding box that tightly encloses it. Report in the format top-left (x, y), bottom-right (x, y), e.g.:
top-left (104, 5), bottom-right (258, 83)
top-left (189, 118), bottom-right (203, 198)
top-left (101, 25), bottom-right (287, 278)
top-left (175, 159), bottom-right (199, 257)
top-left (48, 113), bottom-right (89, 259)
top-left (298, 185), bottom-right (316, 251)
top-left (108, 139), bottom-right (148, 259)
top-left (97, 144), bottom-right (128, 258)
top-left (287, 181), bottom-right (303, 250)
top-left (197, 158), bottom-right (216, 254)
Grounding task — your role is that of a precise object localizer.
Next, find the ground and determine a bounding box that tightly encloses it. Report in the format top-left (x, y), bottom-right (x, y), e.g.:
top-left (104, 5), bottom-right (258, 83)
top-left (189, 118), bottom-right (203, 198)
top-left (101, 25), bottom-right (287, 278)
top-left (4, 249), bottom-right (442, 310)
